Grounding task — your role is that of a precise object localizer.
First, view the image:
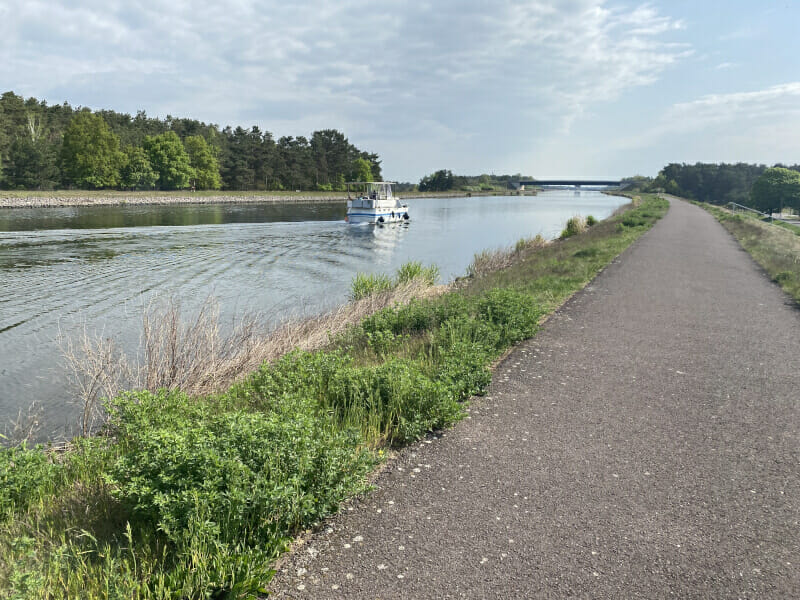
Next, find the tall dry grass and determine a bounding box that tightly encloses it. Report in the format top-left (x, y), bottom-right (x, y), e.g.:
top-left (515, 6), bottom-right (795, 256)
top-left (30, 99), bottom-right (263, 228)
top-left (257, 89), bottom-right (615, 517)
top-left (61, 279), bottom-right (447, 434)
top-left (0, 402), bottom-right (43, 445)
top-left (467, 234), bottom-right (549, 279)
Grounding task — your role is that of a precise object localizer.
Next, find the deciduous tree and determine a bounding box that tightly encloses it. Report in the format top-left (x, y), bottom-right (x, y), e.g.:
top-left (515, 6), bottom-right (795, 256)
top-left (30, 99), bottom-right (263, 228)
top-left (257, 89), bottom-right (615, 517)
top-left (352, 157), bottom-right (373, 182)
top-left (143, 131), bottom-right (194, 190)
top-left (184, 135), bottom-right (222, 190)
top-left (750, 167), bottom-right (800, 214)
top-left (60, 111), bottom-right (124, 188)
top-left (120, 145), bottom-right (157, 190)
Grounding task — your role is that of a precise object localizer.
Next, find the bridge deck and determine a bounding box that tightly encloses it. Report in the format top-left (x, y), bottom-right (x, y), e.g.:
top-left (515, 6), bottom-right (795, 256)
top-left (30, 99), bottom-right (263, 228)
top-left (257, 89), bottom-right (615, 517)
top-left (518, 179), bottom-right (621, 186)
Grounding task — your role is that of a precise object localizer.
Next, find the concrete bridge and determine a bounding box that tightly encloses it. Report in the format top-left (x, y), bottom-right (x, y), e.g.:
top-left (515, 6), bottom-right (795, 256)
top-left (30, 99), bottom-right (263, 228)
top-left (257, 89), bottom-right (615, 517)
top-left (515, 179), bottom-right (623, 189)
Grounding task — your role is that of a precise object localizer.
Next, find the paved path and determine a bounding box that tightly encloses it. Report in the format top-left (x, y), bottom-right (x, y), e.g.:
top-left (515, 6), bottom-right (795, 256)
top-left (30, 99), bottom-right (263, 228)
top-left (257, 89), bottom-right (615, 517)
top-left (269, 199), bottom-right (799, 598)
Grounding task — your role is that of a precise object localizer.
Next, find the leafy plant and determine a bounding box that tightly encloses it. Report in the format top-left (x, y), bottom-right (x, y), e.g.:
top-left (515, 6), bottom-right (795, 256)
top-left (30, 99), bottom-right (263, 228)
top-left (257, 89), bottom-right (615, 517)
top-left (0, 444), bottom-right (63, 518)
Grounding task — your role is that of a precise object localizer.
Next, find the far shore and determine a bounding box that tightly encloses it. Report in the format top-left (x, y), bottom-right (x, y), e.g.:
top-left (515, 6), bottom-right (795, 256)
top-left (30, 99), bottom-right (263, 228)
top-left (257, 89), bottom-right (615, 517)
top-left (0, 189), bottom-right (531, 209)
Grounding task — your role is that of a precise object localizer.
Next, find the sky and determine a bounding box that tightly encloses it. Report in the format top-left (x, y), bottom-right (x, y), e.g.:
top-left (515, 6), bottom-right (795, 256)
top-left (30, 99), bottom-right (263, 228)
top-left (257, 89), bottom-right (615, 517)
top-left (1, 1), bottom-right (799, 182)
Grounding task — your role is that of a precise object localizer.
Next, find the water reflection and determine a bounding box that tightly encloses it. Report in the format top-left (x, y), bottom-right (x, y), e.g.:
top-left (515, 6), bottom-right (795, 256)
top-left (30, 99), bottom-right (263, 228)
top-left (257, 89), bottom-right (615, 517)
top-left (0, 202), bottom-right (346, 232)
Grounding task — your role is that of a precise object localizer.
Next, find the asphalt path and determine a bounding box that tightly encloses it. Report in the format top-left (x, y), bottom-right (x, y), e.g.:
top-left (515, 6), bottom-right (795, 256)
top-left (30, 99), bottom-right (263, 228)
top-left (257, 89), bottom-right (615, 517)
top-left (268, 198), bottom-right (799, 598)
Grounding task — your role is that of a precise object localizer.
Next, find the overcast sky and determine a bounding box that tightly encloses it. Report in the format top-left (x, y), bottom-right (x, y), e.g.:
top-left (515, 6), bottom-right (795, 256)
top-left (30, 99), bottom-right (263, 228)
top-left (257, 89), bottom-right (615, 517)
top-left (2, 1), bottom-right (798, 181)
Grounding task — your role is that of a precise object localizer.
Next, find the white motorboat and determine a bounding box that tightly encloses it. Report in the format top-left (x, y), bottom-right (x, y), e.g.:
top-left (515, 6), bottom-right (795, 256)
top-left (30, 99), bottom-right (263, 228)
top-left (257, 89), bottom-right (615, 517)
top-left (346, 181), bottom-right (409, 224)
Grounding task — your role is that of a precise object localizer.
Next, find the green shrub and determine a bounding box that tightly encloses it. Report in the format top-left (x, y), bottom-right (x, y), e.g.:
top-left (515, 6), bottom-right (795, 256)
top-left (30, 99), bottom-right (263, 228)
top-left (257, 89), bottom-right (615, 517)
top-left (366, 329), bottom-right (408, 356)
top-left (586, 215), bottom-right (598, 226)
top-left (107, 389), bottom-right (373, 553)
top-left (0, 444), bottom-right (63, 518)
top-left (476, 289), bottom-right (540, 347)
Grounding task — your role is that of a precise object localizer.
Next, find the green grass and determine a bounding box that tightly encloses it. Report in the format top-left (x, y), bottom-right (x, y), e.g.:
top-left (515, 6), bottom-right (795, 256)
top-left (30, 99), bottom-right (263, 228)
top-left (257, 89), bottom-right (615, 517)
top-left (350, 262), bottom-right (440, 300)
top-left (0, 194), bottom-right (667, 599)
top-left (770, 218), bottom-right (800, 236)
top-left (699, 203), bottom-right (800, 302)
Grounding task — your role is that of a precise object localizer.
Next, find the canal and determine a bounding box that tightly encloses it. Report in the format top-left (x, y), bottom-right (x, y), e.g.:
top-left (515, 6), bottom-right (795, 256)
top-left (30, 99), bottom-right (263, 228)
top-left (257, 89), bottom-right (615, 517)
top-left (0, 190), bottom-right (623, 437)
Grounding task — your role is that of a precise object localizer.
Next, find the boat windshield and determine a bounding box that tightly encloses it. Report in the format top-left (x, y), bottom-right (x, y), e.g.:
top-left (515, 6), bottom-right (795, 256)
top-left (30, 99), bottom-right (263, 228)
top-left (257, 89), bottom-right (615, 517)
top-left (347, 182), bottom-right (395, 200)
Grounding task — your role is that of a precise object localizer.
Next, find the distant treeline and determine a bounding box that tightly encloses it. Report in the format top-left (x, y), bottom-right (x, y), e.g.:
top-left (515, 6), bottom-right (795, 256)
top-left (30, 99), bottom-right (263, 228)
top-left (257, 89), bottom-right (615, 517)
top-left (0, 91), bottom-right (381, 191)
top-left (629, 162), bottom-right (800, 206)
top-left (397, 169), bottom-right (530, 193)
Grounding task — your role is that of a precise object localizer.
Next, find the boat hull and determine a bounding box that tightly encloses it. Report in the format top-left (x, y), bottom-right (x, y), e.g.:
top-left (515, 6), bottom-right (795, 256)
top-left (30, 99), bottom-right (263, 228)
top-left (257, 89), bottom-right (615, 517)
top-left (346, 196), bottom-right (409, 224)
top-left (346, 207), bottom-right (410, 224)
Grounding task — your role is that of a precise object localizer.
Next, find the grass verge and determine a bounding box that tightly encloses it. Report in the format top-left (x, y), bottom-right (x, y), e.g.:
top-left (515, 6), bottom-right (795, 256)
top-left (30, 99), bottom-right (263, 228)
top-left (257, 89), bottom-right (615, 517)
top-left (0, 195), bottom-right (667, 599)
top-left (699, 203), bottom-right (800, 303)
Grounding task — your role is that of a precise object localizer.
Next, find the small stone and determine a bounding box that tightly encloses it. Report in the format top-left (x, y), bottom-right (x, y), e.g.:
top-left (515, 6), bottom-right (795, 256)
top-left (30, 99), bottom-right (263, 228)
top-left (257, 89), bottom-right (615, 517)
top-left (378, 564), bottom-right (388, 570)
top-left (353, 535), bottom-right (364, 542)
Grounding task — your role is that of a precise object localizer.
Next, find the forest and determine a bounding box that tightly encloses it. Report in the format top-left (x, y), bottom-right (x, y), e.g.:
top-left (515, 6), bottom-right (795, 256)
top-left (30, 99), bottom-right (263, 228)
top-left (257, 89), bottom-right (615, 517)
top-left (649, 162), bottom-right (800, 207)
top-left (0, 91), bottom-right (381, 191)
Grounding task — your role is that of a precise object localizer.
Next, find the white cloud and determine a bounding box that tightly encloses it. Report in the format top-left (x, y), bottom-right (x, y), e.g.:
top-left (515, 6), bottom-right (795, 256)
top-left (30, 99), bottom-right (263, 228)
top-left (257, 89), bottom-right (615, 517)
top-left (1, 0), bottom-right (689, 179)
top-left (612, 82), bottom-right (800, 168)
top-left (666, 82), bottom-right (800, 128)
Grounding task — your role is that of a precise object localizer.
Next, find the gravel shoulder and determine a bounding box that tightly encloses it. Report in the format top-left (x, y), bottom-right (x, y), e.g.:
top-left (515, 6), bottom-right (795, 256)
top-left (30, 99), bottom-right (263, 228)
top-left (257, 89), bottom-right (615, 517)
top-left (268, 197), bottom-right (800, 599)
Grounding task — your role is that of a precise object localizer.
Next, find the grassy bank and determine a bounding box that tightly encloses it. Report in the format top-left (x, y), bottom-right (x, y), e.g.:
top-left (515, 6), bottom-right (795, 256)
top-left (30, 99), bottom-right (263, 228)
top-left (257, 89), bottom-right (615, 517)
top-left (0, 195), bottom-right (668, 599)
top-left (699, 203), bottom-right (800, 302)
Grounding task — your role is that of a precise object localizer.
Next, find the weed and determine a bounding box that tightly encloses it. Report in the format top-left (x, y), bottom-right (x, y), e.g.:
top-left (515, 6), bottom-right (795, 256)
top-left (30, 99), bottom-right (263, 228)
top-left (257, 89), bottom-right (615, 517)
top-left (559, 215), bottom-right (587, 239)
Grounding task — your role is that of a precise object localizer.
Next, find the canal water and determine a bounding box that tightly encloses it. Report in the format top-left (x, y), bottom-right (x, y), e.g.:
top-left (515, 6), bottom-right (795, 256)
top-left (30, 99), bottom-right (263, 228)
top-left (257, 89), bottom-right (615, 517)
top-left (0, 190), bottom-right (622, 437)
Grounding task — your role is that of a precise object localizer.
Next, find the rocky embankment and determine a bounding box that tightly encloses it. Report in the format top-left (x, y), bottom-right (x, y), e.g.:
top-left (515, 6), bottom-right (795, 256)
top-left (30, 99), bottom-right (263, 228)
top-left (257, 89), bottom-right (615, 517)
top-left (0, 190), bottom-right (527, 209)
